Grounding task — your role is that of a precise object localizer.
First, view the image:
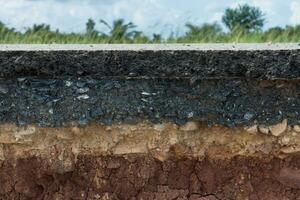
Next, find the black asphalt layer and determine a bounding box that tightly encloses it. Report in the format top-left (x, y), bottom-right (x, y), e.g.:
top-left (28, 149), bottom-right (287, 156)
top-left (0, 50), bottom-right (299, 80)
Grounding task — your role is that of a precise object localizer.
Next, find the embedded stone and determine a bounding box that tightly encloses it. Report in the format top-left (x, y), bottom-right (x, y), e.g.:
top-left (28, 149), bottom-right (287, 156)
top-left (281, 146), bottom-right (300, 154)
top-left (15, 126), bottom-right (36, 137)
top-left (76, 87), bottom-right (89, 94)
top-left (77, 94), bottom-right (89, 100)
top-left (294, 125), bottom-right (300, 133)
top-left (71, 126), bottom-right (82, 136)
top-left (179, 122), bottom-right (199, 131)
top-left (153, 124), bottom-right (165, 132)
top-left (258, 125), bottom-right (270, 134)
top-left (150, 149), bottom-right (169, 162)
top-left (244, 124), bottom-right (258, 134)
top-left (269, 119), bottom-right (287, 136)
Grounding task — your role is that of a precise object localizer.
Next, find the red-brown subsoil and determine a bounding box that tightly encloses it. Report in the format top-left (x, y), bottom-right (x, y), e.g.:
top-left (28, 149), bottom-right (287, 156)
top-left (1, 154), bottom-right (300, 199)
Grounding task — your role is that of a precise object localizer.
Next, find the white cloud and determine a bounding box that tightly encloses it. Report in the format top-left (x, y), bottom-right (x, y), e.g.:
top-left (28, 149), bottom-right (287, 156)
top-left (133, 10), bottom-right (145, 25)
top-left (252, 0), bottom-right (274, 14)
top-left (209, 12), bottom-right (224, 23)
top-left (290, 1), bottom-right (300, 25)
top-left (111, 1), bottom-right (130, 18)
top-left (0, 0), bottom-right (297, 37)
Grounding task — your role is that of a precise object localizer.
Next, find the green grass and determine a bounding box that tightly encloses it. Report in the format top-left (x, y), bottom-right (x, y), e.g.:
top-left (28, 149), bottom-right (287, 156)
top-left (1, 22), bottom-right (300, 44)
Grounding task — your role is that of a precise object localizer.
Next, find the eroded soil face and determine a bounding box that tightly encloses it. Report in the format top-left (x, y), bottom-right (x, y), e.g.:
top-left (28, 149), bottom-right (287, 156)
top-left (1, 122), bottom-right (300, 199)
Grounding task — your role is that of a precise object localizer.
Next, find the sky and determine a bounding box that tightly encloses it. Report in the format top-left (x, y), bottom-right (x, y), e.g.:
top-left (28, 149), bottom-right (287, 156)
top-left (0, 0), bottom-right (299, 37)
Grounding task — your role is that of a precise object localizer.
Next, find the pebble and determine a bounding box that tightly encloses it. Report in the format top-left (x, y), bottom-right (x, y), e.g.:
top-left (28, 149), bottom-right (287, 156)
top-left (71, 126), bottom-right (83, 136)
top-left (179, 121), bottom-right (199, 131)
top-left (269, 119), bottom-right (287, 137)
top-left (141, 92), bottom-right (151, 96)
top-left (17, 77), bottom-right (26, 82)
top-left (105, 127), bottom-right (112, 131)
top-left (294, 125), bottom-right (300, 133)
top-left (65, 81), bottom-right (72, 87)
top-left (153, 124), bottom-right (165, 132)
top-left (77, 87), bottom-right (89, 94)
top-left (187, 112), bottom-right (194, 118)
top-left (15, 126), bottom-right (36, 137)
top-left (243, 112), bottom-right (254, 121)
top-left (0, 86), bottom-right (8, 94)
top-left (244, 124), bottom-right (258, 134)
top-left (258, 125), bottom-right (270, 134)
top-left (48, 108), bottom-right (54, 114)
top-left (77, 94), bottom-right (89, 100)
top-left (280, 136), bottom-right (291, 145)
top-left (150, 149), bottom-right (169, 162)
top-left (141, 98), bottom-right (148, 102)
top-left (281, 146), bottom-right (300, 154)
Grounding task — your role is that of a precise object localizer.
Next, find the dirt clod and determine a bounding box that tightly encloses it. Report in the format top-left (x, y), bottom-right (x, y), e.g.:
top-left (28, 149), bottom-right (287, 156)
top-left (277, 167), bottom-right (300, 188)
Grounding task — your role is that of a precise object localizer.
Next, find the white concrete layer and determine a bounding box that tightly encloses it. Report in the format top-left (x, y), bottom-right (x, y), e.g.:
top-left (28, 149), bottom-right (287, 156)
top-left (0, 43), bottom-right (300, 51)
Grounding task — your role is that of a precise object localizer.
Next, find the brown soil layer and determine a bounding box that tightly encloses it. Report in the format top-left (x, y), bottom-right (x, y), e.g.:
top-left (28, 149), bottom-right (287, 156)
top-left (2, 155), bottom-right (300, 199)
top-left (1, 122), bottom-right (300, 199)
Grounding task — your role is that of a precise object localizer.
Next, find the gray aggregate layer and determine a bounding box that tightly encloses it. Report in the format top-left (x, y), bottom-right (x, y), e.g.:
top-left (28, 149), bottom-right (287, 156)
top-left (0, 78), bottom-right (299, 126)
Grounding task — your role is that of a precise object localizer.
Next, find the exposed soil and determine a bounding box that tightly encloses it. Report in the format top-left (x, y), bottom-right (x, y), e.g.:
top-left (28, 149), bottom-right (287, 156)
top-left (0, 122), bottom-right (300, 199)
top-left (1, 154), bottom-right (300, 199)
top-left (1, 122), bottom-right (299, 160)
top-left (1, 45), bottom-right (299, 199)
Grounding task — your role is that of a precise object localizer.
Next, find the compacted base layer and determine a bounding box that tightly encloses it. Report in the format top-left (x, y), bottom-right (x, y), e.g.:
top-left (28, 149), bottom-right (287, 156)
top-left (1, 155), bottom-right (300, 199)
top-left (0, 78), bottom-right (299, 126)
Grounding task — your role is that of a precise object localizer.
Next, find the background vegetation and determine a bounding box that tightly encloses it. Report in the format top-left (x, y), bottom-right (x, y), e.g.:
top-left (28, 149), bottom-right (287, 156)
top-left (1, 4), bottom-right (300, 43)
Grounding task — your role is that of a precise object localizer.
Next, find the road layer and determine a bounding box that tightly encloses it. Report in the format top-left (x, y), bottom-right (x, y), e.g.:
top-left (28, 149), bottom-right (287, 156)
top-left (0, 44), bottom-right (299, 126)
top-left (0, 44), bottom-right (299, 79)
top-left (0, 78), bottom-right (299, 126)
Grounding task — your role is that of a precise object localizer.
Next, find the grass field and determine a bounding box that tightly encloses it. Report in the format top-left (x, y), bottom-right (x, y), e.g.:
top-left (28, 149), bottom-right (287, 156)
top-left (1, 21), bottom-right (300, 44)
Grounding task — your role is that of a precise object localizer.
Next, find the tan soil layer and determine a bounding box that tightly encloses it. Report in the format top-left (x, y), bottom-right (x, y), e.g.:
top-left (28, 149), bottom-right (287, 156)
top-left (1, 122), bottom-right (300, 199)
top-left (1, 121), bottom-right (300, 160)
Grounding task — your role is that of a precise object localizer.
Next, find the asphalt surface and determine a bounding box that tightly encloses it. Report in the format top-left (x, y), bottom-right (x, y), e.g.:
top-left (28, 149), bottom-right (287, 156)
top-left (0, 44), bottom-right (299, 79)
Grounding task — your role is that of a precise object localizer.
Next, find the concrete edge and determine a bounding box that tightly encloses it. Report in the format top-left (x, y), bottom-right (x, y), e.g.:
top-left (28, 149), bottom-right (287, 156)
top-left (1, 43), bottom-right (300, 51)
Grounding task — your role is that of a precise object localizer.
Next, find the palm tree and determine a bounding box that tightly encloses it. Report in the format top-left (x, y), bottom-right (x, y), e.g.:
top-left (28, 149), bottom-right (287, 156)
top-left (100, 19), bottom-right (140, 42)
top-left (0, 21), bottom-right (15, 35)
top-left (85, 18), bottom-right (98, 37)
top-left (86, 18), bottom-right (96, 34)
top-left (222, 4), bottom-right (265, 32)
